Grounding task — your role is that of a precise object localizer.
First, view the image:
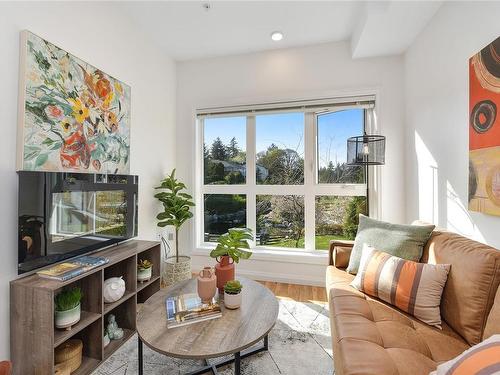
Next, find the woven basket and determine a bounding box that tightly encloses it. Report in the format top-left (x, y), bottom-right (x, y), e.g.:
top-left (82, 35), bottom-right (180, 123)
top-left (162, 256), bottom-right (191, 287)
top-left (54, 362), bottom-right (71, 375)
top-left (55, 339), bottom-right (83, 373)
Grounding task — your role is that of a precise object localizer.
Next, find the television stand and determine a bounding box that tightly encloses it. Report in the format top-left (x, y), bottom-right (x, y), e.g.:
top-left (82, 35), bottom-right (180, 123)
top-left (10, 240), bottom-right (161, 375)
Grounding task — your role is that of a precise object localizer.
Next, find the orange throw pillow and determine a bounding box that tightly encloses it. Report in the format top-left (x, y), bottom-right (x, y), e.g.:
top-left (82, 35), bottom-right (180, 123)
top-left (430, 334), bottom-right (500, 375)
top-left (351, 245), bottom-right (450, 328)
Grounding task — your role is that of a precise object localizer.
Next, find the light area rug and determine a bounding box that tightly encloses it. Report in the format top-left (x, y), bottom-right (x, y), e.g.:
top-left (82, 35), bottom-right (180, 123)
top-left (92, 298), bottom-right (333, 375)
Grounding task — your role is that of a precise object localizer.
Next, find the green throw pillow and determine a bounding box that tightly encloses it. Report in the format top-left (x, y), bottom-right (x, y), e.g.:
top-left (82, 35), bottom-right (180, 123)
top-left (346, 215), bottom-right (435, 274)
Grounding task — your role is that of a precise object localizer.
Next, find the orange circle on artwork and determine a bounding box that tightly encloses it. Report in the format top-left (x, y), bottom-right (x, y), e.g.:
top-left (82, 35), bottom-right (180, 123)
top-left (485, 165), bottom-right (500, 207)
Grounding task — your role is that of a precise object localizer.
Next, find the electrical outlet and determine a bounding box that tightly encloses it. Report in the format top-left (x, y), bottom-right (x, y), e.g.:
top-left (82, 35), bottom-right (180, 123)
top-left (168, 233), bottom-right (174, 241)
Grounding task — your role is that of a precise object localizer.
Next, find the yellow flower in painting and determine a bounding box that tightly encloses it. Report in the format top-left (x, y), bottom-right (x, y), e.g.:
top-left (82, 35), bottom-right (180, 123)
top-left (102, 91), bottom-right (115, 109)
top-left (114, 82), bottom-right (123, 95)
top-left (68, 98), bottom-right (89, 123)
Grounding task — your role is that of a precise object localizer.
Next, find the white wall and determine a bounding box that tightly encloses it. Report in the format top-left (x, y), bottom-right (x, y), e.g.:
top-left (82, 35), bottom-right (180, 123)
top-left (0, 2), bottom-right (176, 359)
top-left (404, 2), bottom-right (500, 247)
top-left (176, 41), bottom-right (405, 284)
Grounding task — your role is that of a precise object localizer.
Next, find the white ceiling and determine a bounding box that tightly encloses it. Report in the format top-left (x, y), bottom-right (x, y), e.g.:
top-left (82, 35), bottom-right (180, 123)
top-left (118, 1), bottom-right (442, 61)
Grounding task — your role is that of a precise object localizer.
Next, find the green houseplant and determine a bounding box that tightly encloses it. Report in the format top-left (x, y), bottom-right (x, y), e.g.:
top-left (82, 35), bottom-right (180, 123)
top-left (54, 287), bottom-right (82, 330)
top-left (137, 259), bottom-right (153, 283)
top-left (223, 280), bottom-right (243, 309)
top-left (155, 169), bottom-right (195, 286)
top-left (210, 228), bottom-right (253, 292)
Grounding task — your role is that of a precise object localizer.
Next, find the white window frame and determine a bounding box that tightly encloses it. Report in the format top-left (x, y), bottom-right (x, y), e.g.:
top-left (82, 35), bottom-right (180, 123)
top-left (195, 98), bottom-right (378, 254)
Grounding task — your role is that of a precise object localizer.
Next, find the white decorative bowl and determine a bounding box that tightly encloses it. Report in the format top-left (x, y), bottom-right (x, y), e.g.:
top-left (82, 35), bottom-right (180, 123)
top-left (104, 277), bottom-right (126, 303)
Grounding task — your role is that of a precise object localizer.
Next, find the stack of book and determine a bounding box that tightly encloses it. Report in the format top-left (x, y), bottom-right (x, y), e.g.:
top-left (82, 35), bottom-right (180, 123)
top-left (37, 256), bottom-right (109, 281)
top-left (166, 293), bottom-right (222, 328)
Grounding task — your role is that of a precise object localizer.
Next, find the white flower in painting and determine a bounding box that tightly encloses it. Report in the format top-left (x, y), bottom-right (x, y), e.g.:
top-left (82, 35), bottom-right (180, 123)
top-left (88, 106), bottom-right (100, 124)
top-left (97, 121), bottom-right (107, 134)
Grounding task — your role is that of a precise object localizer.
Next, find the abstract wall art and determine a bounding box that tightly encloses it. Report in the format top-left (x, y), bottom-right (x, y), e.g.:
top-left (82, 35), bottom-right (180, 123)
top-left (469, 36), bottom-right (500, 215)
top-left (17, 31), bottom-right (131, 174)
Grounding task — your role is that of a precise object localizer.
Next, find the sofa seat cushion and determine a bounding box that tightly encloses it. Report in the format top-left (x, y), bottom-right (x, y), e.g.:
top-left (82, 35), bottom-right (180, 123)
top-left (327, 266), bottom-right (469, 375)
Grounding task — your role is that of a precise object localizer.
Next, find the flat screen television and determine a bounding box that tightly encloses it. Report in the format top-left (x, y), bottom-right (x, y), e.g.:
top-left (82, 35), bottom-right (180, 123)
top-left (18, 171), bottom-right (138, 274)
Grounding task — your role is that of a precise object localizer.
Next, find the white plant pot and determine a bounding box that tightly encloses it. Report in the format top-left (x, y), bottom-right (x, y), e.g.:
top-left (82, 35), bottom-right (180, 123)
top-left (137, 267), bottom-right (152, 282)
top-left (55, 303), bottom-right (81, 330)
top-left (224, 292), bottom-right (242, 309)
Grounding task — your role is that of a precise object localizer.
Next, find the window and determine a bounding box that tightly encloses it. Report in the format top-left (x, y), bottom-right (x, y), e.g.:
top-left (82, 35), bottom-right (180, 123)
top-left (198, 97), bottom-right (374, 251)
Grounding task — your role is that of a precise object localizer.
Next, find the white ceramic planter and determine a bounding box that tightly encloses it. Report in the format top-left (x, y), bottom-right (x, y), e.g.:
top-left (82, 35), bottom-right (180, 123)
top-left (137, 267), bottom-right (152, 282)
top-left (55, 303), bottom-right (81, 330)
top-left (224, 292), bottom-right (242, 309)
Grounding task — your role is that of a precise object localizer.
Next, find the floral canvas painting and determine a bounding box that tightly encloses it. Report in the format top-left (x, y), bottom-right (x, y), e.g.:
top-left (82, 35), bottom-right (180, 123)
top-left (18, 31), bottom-right (131, 173)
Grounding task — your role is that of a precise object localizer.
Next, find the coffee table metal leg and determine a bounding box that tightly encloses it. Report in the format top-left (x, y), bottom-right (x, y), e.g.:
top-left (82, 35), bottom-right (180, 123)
top-left (138, 336), bottom-right (143, 375)
top-left (234, 352), bottom-right (241, 375)
top-left (185, 334), bottom-right (269, 375)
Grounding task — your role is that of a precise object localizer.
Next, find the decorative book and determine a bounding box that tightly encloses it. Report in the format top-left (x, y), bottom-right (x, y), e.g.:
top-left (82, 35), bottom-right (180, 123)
top-left (37, 256), bottom-right (109, 281)
top-left (166, 293), bottom-right (221, 328)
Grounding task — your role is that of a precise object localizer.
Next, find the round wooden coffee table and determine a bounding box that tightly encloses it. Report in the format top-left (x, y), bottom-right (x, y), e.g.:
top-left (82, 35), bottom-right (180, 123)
top-left (136, 277), bottom-right (279, 375)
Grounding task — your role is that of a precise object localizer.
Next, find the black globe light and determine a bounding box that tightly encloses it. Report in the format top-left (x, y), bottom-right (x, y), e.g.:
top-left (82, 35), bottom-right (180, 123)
top-left (346, 134), bottom-right (386, 166)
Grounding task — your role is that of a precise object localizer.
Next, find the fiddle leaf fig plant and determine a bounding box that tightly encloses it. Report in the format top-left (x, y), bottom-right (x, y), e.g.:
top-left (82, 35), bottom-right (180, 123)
top-left (155, 169), bottom-right (195, 262)
top-left (210, 228), bottom-right (253, 263)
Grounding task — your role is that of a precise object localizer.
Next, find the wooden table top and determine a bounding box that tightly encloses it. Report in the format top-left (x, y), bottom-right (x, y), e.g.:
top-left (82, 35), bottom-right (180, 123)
top-left (136, 277), bottom-right (279, 359)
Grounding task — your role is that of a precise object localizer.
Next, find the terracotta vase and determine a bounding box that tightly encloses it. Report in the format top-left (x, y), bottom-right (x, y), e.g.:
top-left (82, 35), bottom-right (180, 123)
top-left (215, 255), bottom-right (235, 292)
top-left (197, 267), bottom-right (217, 303)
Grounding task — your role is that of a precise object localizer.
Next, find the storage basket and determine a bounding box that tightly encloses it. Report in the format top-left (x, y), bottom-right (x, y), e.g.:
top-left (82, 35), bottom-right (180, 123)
top-left (55, 339), bottom-right (83, 373)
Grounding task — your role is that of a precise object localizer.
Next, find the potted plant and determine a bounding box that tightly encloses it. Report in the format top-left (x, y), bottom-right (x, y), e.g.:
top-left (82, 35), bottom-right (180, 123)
top-left (54, 287), bottom-right (82, 330)
top-left (137, 259), bottom-right (153, 283)
top-left (210, 228), bottom-right (253, 292)
top-left (155, 169), bottom-right (195, 286)
top-left (223, 280), bottom-right (243, 309)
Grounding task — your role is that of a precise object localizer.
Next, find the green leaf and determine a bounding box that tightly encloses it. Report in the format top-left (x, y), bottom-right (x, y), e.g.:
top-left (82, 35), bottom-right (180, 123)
top-left (35, 153), bottom-right (48, 167)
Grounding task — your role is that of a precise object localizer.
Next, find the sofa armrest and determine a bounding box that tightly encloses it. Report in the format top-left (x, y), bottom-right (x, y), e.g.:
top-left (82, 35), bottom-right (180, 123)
top-left (328, 240), bottom-right (354, 267)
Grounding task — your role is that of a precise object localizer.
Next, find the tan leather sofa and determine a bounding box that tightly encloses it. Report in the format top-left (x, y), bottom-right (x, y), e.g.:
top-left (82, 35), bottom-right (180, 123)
top-left (326, 229), bottom-right (500, 375)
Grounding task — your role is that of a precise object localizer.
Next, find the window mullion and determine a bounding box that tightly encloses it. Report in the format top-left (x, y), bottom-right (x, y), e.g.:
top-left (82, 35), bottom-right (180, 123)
top-left (304, 112), bottom-right (315, 252)
top-left (246, 115), bottom-right (257, 247)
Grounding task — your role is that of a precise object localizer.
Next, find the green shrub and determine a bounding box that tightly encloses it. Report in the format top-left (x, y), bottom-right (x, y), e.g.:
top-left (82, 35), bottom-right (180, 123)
top-left (224, 280), bottom-right (242, 295)
top-left (55, 287), bottom-right (82, 312)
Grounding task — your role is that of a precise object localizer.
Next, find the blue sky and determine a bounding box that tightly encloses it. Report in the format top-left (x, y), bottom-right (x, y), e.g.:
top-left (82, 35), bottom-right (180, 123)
top-left (204, 109), bottom-right (363, 166)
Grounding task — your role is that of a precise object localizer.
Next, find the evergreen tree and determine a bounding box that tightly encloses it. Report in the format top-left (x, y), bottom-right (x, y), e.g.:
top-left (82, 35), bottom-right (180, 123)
top-left (228, 137), bottom-right (239, 158)
top-left (210, 137), bottom-right (227, 160)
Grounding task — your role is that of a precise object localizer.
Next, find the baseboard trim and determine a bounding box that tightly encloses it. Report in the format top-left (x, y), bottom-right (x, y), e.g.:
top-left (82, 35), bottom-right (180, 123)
top-left (191, 265), bottom-right (325, 286)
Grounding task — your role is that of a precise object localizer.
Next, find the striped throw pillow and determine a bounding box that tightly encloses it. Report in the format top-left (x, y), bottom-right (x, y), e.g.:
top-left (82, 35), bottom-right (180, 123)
top-left (430, 334), bottom-right (500, 375)
top-left (351, 245), bottom-right (450, 328)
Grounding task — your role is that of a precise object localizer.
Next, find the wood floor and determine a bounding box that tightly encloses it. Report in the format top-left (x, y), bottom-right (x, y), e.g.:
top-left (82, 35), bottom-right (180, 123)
top-left (257, 280), bottom-right (327, 303)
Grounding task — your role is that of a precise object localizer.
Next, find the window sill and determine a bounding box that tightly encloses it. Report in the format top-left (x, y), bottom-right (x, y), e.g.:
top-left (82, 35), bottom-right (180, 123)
top-left (192, 246), bottom-right (328, 265)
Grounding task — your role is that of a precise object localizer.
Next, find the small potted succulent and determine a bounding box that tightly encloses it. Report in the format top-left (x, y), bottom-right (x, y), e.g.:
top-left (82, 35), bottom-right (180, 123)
top-left (137, 259), bottom-right (153, 283)
top-left (55, 287), bottom-right (82, 330)
top-left (223, 280), bottom-right (243, 309)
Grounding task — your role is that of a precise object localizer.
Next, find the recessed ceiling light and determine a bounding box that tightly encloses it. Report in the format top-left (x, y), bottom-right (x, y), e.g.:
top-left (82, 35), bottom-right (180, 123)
top-left (271, 31), bottom-right (284, 42)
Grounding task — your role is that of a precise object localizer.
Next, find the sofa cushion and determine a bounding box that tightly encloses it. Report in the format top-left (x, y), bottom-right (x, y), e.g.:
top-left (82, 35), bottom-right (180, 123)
top-left (351, 246), bottom-right (450, 328)
top-left (429, 334), bottom-right (500, 375)
top-left (484, 286), bottom-right (500, 340)
top-left (346, 215), bottom-right (435, 274)
top-left (326, 266), bottom-right (469, 375)
top-left (422, 230), bottom-right (500, 345)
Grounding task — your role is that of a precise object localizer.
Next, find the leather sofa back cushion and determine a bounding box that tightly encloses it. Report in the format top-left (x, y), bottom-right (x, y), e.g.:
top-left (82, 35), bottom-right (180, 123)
top-left (429, 334), bottom-right (500, 375)
top-left (422, 231), bottom-right (500, 345)
top-left (484, 284), bottom-right (500, 340)
top-left (352, 246), bottom-right (450, 328)
top-left (347, 215), bottom-right (435, 274)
